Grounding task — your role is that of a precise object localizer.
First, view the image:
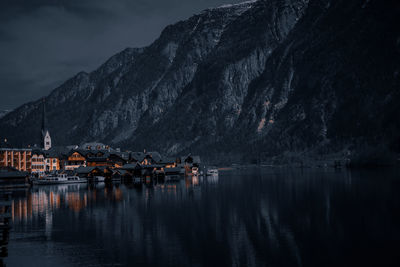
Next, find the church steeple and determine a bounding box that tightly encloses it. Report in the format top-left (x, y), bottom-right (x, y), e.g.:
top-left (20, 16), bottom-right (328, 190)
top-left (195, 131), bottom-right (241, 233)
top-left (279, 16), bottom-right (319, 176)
top-left (41, 98), bottom-right (51, 150)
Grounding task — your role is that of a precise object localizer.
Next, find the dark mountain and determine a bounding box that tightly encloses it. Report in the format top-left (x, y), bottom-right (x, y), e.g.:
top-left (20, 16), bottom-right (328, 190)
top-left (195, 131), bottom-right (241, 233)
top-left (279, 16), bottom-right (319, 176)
top-left (1, 0), bottom-right (399, 165)
top-left (0, 110), bottom-right (9, 119)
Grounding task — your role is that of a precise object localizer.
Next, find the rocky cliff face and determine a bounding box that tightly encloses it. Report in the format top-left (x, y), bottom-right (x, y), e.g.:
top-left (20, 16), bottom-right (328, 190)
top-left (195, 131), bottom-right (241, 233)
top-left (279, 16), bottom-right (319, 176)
top-left (0, 110), bottom-right (9, 119)
top-left (1, 0), bottom-right (399, 164)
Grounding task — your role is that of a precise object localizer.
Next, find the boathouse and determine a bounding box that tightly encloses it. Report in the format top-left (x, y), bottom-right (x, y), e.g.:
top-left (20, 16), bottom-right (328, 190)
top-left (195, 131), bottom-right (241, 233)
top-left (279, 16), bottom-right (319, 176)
top-left (121, 162), bottom-right (142, 177)
top-left (112, 169), bottom-right (131, 180)
top-left (86, 150), bottom-right (111, 168)
top-left (108, 153), bottom-right (128, 168)
top-left (75, 166), bottom-right (112, 179)
top-left (159, 157), bottom-right (177, 168)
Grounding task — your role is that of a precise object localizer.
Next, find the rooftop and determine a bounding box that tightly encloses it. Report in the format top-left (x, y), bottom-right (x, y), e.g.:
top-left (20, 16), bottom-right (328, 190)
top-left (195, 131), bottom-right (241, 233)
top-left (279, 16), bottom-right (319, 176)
top-left (0, 148), bottom-right (32, 151)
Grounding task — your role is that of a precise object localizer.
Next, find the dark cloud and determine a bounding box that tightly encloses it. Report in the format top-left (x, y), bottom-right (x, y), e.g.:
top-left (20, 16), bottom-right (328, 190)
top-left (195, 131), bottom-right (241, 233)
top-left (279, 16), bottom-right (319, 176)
top-left (0, 0), bottom-right (244, 110)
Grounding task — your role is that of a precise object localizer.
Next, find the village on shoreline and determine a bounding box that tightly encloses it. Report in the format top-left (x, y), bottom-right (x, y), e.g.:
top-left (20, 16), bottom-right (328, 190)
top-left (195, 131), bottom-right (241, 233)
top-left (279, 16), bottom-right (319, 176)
top-left (0, 142), bottom-right (203, 184)
top-left (0, 100), bottom-right (207, 186)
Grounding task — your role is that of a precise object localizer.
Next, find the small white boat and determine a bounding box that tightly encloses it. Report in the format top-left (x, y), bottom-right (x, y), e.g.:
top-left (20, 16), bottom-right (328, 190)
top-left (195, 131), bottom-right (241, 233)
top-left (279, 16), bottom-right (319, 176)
top-left (206, 168), bottom-right (219, 176)
top-left (32, 173), bottom-right (86, 185)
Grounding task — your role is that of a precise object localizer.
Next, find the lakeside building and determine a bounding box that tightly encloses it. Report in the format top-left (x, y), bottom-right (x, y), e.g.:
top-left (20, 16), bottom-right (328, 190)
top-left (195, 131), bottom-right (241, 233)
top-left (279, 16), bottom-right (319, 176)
top-left (31, 150), bottom-right (45, 175)
top-left (44, 150), bottom-right (61, 172)
top-left (75, 166), bottom-right (113, 179)
top-left (65, 151), bottom-right (87, 170)
top-left (63, 149), bottom-right (127, 169)
top-left (0, 148), bottom-right (32, 172)
top-left (159, 157), bottom-right (178, 168)
top-left (1, 145), bottom-right (202, 178)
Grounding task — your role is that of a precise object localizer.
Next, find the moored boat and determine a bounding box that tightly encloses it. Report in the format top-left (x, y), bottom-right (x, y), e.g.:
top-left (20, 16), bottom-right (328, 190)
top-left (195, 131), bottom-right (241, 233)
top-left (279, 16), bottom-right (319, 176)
top-left (32, 173), bottom-right (86, 185)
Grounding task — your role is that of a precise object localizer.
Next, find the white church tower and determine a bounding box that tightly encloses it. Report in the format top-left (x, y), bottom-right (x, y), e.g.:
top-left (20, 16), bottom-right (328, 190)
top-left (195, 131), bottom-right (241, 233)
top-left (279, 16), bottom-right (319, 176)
top-left (41, 98), bottom-right (52, 151)
top-left (43, 130), bottom-right (52, 151)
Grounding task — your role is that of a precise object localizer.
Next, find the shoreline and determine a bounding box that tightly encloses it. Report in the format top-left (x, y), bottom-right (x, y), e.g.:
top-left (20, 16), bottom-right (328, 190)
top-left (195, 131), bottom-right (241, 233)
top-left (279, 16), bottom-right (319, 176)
top-left (215, 162), bottom-right (400, 171)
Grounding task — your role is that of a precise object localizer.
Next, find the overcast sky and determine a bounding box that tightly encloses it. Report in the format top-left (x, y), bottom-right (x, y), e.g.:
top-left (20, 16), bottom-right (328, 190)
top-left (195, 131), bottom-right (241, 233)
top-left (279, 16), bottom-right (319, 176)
top-left (0, 0), bottom-right (245, 111)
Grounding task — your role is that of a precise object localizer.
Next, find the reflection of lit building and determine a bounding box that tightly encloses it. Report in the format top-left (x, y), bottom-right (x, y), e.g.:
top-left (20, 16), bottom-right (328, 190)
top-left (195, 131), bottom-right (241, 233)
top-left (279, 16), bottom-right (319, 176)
top-left (185, 176), bottom-right (201, 188)
top-left (0, 148), bottom-right (32, 172)
top-left (45, 210), bottom-right (53, 239)
top-left (206, 175), bottom-right (219, 184)
top-left (114, 188), bottom-right (123, 201)
top-left (12, 187), bottom-right (90, 221)
top-left (11, 184), bottom-right (126, 222)
top-left (66, 192), bottom-right (86, 212)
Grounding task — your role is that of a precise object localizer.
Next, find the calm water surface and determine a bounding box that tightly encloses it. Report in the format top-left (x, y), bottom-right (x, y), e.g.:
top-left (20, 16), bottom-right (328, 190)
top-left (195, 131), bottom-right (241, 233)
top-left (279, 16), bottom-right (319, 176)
top-left (3, 168), bottom-right (400, 266)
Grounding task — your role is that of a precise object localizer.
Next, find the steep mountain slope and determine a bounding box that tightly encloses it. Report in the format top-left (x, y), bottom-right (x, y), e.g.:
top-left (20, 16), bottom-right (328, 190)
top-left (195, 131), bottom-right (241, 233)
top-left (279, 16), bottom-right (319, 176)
top-left (1, 0), bottom-right (399, 164)
top-left (0, 110), bottom-right (9, 119)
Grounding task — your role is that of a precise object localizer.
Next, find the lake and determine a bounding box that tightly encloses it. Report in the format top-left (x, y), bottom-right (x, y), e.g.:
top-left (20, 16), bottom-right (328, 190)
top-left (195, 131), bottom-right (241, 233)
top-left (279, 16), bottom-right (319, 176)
top-left (2, 168), bottom-right (400, 266)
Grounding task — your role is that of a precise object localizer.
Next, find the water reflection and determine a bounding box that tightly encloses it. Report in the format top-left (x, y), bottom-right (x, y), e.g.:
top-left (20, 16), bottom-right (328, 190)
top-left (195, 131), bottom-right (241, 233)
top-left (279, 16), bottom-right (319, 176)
top-left (5, 169), bottom-right (400, 267)
top-left (11, 183), bottom-right (131, 222)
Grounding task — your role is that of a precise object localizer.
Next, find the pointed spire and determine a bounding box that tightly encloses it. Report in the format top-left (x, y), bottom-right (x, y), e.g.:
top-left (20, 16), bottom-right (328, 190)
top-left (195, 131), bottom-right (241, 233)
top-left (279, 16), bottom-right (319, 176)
top-left (41, 97), bottom-right (47, 136)
top-left (41, 98), bottom-right (51, 150)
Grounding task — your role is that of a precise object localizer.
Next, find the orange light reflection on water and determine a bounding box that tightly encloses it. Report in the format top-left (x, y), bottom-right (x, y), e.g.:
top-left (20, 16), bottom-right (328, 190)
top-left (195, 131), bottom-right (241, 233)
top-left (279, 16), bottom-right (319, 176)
top-left (12, 186), bottom-right (125, 221)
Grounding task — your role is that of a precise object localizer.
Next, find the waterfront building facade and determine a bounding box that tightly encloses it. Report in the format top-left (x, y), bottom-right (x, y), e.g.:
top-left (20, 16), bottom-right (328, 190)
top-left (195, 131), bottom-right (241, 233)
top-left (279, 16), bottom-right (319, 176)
top-left (44, 154), bottom-right (60, 172)
top-left (0, 148), bottom-right (32, 172)
top-left (159, 157), bottom-right (177, 168)
top-left (31, 151), bottom-right (45, 175)
top-left (65, 151), bottom-right (87, 170)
